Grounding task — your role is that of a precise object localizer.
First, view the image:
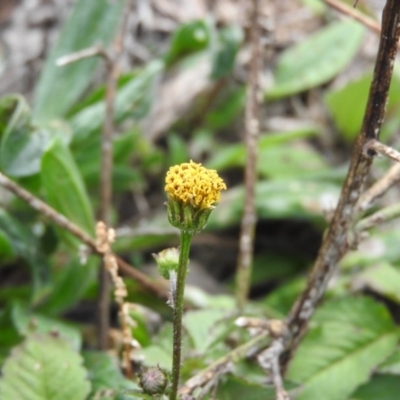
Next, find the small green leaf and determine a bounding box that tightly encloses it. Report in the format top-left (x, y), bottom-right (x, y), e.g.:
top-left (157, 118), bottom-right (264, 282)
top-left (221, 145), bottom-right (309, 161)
top-left (287, 296), bottom-right (399, 400)
top-left (167, 133), bottom-right (189, 167)
top-left (211, 25), bottom-right (243, 79)
top-left (165, 20), bottom-right (210, 66)
top-left (267, 20), bottom-right (364, 99)
top-left (41, 138), bottom-right (95, 247)
top-left (0, 333), bottom-right (90, 400)
top-left (33, 0), bottom-right (125, 121)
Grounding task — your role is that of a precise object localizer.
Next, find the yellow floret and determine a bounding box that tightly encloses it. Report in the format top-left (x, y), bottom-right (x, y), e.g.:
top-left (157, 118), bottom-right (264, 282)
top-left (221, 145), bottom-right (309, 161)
top-left (165, 160), bottom-right (226, 209)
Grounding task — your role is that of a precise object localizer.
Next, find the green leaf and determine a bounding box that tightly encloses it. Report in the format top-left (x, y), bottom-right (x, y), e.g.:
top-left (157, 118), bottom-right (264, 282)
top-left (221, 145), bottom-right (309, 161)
top-left (378, 347), bottom-right (400, 375)
top-left (267, 20), bottom-right (364, 99)
top-left (0, 209), bottom-right (51, 303)
top-left (38, 256), bottom-right (97, 316)
top-left (183, 309), bottom-right (228, 353)
top-left (165, 20), bottom-right (210, 66)
top-left (41, 138), bottom-right (95, 246)
top-left (210, 179), bottom-right (340, 229)
top-left (350, 374), bottom-right (400, 400)
top-left (83, 351), bottom-right (138, 400)
top-left (325, 70), bottom-right (400, 141)
top-left (11, 302), bottom-right (81, 351)
top-left (207, 128), bottom-right (319, 171)
top-left (354, 263), bottom-right (400, 304)
top-left (0, 95), bottom-right (72, 177)
top-left (0, 333), bottom-right (90, 400)
top-left (211, 25), bottom-right (243, 79)
top-left (216, 376), bottom-right (275, 400)
top-left (70, 61), bottom-right (163, 142)
top-left (33, 0), bottom-right (125, 121)
top-left (287, 296), bottom-right (399, 400)
top-left (167, 133), bottom-right (189, 166)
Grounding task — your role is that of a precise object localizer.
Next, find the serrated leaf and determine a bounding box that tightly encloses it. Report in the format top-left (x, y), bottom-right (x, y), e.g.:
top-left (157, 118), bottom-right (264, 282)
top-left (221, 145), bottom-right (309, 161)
top-left (0, 333), bottom-right (90, 400)
top-left (41, 138), bottom-right (94, 247)
top-left (350, 374), bottom-right (400, 400)
top-left (70, 61), bottom-right (163, 142)
top-left (33, 0), bottom-right (125, 121)
top-left (287, 296), bottom-right (399, 400)
top-left (267, 20), bottom-right (364, 99)
top-left (11, 302), bottom-right (81, 351)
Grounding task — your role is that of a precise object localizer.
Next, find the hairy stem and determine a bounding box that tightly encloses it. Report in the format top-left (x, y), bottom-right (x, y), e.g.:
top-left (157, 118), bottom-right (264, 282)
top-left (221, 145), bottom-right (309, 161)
top-left (170, 230), bottom-right (193, 400)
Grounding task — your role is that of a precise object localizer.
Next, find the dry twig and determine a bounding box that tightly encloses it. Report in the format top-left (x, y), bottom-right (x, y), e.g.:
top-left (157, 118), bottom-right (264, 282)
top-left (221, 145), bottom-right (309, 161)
top-left (235, 0), bottom-right (261, 311)
top-left (286, 0), bottom-right (400, 365)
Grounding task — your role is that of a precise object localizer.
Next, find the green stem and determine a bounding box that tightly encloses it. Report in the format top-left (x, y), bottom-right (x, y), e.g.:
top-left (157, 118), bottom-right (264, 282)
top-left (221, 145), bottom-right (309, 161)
top-left (170, 230), bottom-right (193, 400)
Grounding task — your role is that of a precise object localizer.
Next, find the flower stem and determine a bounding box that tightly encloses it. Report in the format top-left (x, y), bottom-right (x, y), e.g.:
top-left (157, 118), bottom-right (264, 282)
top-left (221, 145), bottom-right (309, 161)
top-left (170, 230), bottom-right (193, 400)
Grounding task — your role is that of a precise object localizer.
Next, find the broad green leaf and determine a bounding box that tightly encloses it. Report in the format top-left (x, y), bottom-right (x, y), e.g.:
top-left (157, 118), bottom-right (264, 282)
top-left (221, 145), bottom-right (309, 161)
top-left (325, 70), bottom-right (400, 141)
top-left (378, 348), bottom-right (400, 375)
top-left (33, 0), bottom-right (125, 121)
top-left (0, 230), bottom-right (14, 260)
top-left (0, 209), bottom-right (50, 303)
top-left (350, 374), bottom-right (400, 400)
top-left (11, 302), bottom-right (81, 351)
top-left (211, 25), bottom-right (243, 79)
top-left (267, 20), bottom-right (364, 99)
top-left (183, 309), bottom-right (228, 353)
top-left (38, 256), bottom-right (97, 316)
top-left (354, 263), bottom-right (400, 304)
top-left (167, 133), bottom-right (189, 166)
top-left (70, 61), bottom-right (163, 142)
top-left (83, 351), bottom-right (138, 400)
top-left (209, 179), bottom-right (340, 229)
top-left (287, 296), bottom-right (399, 400)
top-left (216, 376), bottom-right (275, 400)
top-left (165, 20), bottom-right (210, 66)
top-left (0, 334), bottom-right (90, 400)
top-left (0, 95), bottom-right (72, 177)
top-left (207, 128), bottom-right (319, 171)
top-left (41, 138), bottom-right (94, 246)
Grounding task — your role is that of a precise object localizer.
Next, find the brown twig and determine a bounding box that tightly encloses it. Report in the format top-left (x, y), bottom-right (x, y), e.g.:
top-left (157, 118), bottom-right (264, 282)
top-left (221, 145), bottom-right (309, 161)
top-left (56, 45), bottom-right (109, 66)
top-left (97, 1), bottom-right (133, 349)
top-left (364, 139), bottom-right (400, 163)
top-left (324, 0), bottom-right (380, 34)
top-left (235, 0), bottom-right (261, 312)
top-left (356, 202), bottom-right (400, 232)
top-left (0, 171), bottom-right (169, 300)
top-left (356, 163), bottom-right (400, 212)
top-left (285, 0), bottom-right (400, 366)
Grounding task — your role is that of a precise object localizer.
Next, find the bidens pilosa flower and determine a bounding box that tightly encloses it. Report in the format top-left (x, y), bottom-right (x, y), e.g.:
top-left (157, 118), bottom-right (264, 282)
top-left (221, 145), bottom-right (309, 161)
top-left (165, 160), bottom-right (226, 233)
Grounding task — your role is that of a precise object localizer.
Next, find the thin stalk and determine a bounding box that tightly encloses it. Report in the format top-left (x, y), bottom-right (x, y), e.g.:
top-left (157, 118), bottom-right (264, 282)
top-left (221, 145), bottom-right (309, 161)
top-left (170, 230), bottom-right (193, 400)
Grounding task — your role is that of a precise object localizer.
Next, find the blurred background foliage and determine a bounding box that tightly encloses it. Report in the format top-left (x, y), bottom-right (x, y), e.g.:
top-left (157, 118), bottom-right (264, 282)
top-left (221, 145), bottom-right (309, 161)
top-left (1, 0), bottom-right (400, 399)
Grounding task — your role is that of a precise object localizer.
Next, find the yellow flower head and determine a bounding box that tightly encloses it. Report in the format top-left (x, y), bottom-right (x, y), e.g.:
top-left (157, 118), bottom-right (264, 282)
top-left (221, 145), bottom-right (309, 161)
top-left (165, 160), bottom-right (226, 209)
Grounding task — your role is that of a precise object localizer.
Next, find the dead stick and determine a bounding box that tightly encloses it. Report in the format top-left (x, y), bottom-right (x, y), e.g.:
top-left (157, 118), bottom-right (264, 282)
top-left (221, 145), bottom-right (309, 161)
top-left (235, 0), bottom-right (261, 311)
top-left (285, 0), bottom-right (400, 366)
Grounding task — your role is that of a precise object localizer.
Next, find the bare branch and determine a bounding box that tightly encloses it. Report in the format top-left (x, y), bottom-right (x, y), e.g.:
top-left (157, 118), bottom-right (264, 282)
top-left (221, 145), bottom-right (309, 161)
top-left (56, 45), bottom-right (109, 66)
top-left (357, 163), bottom-right (400, 212)
top-left (235, 0), bottom-right (261, 311)
top-left (364, 139), bottom-right (400, 163)
top-left (286, 0), bottom-right (400, 365)
top-left (356, 202), bottom-right (400, 232)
